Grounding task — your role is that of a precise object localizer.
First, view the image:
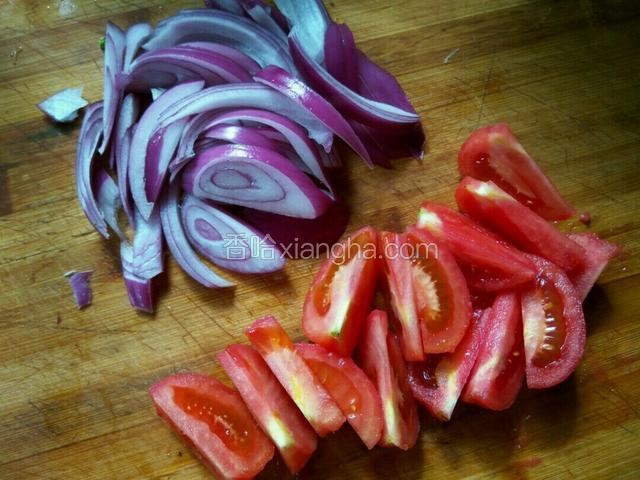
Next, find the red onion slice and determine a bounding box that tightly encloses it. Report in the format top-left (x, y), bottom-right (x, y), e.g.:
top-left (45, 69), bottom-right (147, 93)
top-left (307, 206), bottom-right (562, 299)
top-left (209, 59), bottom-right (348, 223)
top-left (324, 22), bottom-right (358, 91)
top-left (66, 271), bottom-right (93, 309)
top-left (160, 184), bottom-right (234, 288)
top-left (100, 22), bottom-right (126, 155)
top-left (131, 209), bottom-right (164, 280)
top-left (240, 1), bottom-right (288, 43)
top-left (37, 86), bottom-right (88, 123)
top-left (179, 41), bottom-right (261, 74)
top-left (182, 194), bottom-right (285, 273)
top-left (204, 0), bottom-right (246, 15)
top-left (124, 23), bottom-right (153, 71)
top-left (113, 94), bottom-right (139, 221)
top-left (181, 144), bottom-right (331, 218)
top-left (203, 125), bottom-right (286, 151)
top-left (274, 0), bottom-right (329, 62)
top-left (95, 169), bottom-right (125, 240)
top-left (120, 243), bottom-right (154, 313)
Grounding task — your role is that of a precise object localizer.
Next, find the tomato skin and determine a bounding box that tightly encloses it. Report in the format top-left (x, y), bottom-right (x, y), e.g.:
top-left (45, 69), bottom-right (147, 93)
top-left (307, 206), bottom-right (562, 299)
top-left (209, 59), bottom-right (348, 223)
top-left (521, 255), bottom-right (586, 389)
top-left (245, 315), bottom-right (346, 437)
top-left (149, 372), bottom-right (274, 479)
top-left (303, 226), bottom-right (379, 356)
top-left (359, 310), bottom-right (420, 450)
top-left (455, 177), bottom-right (586, 272)
top-left (295, 343), bottom-right (383, 449)
top-left (417, 202), bottom-right (536, 291)
top-left (217, 344), bottom-right (317, 474)
top-left (408, 307), bottom-right (490, 421)
top-left (458, 123), bottom-right (575, 220)
top-left (568, 233), bottom-right (620, 301)
top-left (462, 293), bottom-right (525, 411)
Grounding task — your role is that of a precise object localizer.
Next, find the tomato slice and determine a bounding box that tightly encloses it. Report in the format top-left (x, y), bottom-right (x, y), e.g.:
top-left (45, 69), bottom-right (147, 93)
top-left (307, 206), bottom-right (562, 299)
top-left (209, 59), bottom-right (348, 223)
top-left (407, 307), bottom-right (489, 421)
top-left (245, 315), bottom-right (346, 437)
top-left (149, 372), bottom-right (274, 479)
top-left (217, 344), bottom-right (317, 473)
top-left (359, 310), bottom-right (420, 450)
top-left (303, 226), bottom-right (379, 356)
top-left (458, 123), bottom-right (575, 220)
top-left (521, 255), bottom-right (586, 389)
top-left (567, 233), bottom-right (620, 301)
top-left (455, 177), bottom-right (586, 272)
top-left (417, 202), bottom-right (536, 291)
top-left (295, 343), bottom-right (383, 449)
top-left (462, 293), bottom-right (525, 410)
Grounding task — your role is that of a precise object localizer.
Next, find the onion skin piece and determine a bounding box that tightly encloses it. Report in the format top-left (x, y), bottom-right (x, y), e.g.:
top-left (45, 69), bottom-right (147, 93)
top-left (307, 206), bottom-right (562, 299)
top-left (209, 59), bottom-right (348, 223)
top-left (66, 271), bottom-right (93, 309)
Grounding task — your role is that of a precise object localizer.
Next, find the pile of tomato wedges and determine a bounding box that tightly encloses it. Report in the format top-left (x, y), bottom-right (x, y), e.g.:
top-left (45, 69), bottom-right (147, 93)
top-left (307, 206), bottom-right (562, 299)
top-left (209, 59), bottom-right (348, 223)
top-left (150, 124), bottom-right (619, 479)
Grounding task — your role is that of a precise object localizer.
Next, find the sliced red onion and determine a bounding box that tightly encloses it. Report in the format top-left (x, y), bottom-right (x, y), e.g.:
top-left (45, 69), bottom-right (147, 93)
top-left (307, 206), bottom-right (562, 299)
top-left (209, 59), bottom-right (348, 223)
top-left (179, 41), bottom-right (261, 75)
top-left (254, 66), bottom-right (371, 164)
top-left (120, 242), bottom-right (154, 313)
top-left (37, 86), bottom-right (88, 123)
top-left (204, 0), bottom-right (245, 15)
top-left (160, 184), bottom-right (234, 288)
top-left (95, 169), bottom-right (125, 240)
top-left (240, 1), bottom-right (288, 43)
top-left (289, 34), bottom-right (420, 128)
top-left (143, 9), bottom-right (296, 72)
top-left (150, 88), bottom-right (165, 100)
top-left (202, 124), bottom-right (286, 151)
top-left (131, 209), bottom-right (164, 280)
top-left (274, 0), bottom-right (329, 62)
top-left (100, 22), bottom-right (126, 155)
top-left (113, 94), bottom-right (139, 221)
top-left (182, 194), bottom-right (285, 273)
top-left (66, 270), bottom-right (93, 309)
top-left (129, 80), bottom-right (204, 220)
top-left (124, 23), bottom-right (153, 71)
top-left (319, 147), bottom-right (341, 168)
top-left (206, 0), bottom-right (289, 33)
top-left (181, 144), bottom-right (331, 218)
top-left (356, 50), bottom-right (416, 112)
top-left (324, 22), bottom-right (358, 91)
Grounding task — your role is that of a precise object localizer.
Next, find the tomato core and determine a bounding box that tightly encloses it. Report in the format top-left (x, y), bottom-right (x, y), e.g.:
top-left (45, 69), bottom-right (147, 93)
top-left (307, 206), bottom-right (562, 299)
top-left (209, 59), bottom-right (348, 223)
top-left (531, 275), bottom-right (566, 367)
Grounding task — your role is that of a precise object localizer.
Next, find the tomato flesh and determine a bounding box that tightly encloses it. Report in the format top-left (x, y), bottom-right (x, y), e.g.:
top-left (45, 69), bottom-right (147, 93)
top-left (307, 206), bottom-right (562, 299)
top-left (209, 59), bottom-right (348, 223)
top-left (408, 308), bottom-right (489, 421)
top-left (245, 315), bottom-right (346, 436)
top-left (568, 232), bottom-right (620, 301)
top-left (358, 310), bottom-right (420, 450)
top-left (455, 177), bottom-right (586, 272)
top-left (458, 123), bottom-right (575, 220)
top-left (296, 343), bottom-right (383, 449)
top-left (462, 293), bottom-right (525, 411)
top-left (521, 255), bottom-right (586, 388)
top-left (149, 372), bottom-right (274, 479)
top-left (217, 344), bottom-right (317, 473)
top-left (303, 226), bottom-right (378, 356)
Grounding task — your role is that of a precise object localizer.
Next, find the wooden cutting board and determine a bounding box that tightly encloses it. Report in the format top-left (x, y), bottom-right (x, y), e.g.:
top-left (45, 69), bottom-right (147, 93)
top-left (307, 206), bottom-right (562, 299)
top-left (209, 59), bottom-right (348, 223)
top-left (1, 0), bottom-right (639, 478)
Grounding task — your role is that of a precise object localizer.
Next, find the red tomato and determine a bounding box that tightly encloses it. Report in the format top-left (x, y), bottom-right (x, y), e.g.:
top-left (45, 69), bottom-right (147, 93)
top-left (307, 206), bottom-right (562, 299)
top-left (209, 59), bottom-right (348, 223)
top-left (455, 177), bottom-right (586, 272)
top-left (458, 123), bottom-right (575, 220)
top-left (521, 255), bottom-right (586, 389)
top-left (568, 233), bottom-right (620, 301)
top-left (245, 315), bottom-right (346, 437)
top-left (303, 226), bottom-right (379, 356)
top-left (217, 344), bottom-right (317, 473)
top-left (149, 372), bottom-right (274, 479)
top-left (417, 202), bottom-right (536, 291)
top-left (295, 343), bottom-right (383, 449)
top-left (407, 307), bottom-right (490, 421)
top-left (359, 310), bottom-right (420, 450)
top-left (462, 293), bottom-right (525, 410)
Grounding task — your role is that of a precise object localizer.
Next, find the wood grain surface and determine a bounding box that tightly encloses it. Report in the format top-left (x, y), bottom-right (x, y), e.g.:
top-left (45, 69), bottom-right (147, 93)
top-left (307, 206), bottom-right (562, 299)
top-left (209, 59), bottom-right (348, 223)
top-left (1, 0), bottom-right (639, 478)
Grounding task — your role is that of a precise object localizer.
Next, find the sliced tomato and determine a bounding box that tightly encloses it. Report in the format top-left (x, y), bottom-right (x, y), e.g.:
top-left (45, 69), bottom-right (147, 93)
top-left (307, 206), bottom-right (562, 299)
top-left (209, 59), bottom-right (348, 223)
top-left (417, 202), bottom-right (536, 291)
top-left (458, 123), bottom-right (574, 220)
top-left (303, 226), bottom-right (379, 356)
top-left (462, 293), bottom-right (525, 410)
top-left (217, 344), bottom-right (317, 473)
top-left (295, 343), bottom-right (383, 449)
top-left (521, 255), bottom-right (586, 389)
top-left (358, 310), bottom-right (420, 450)
top-left (568, 232), bottom-right (620, 301)
top-left (455, 177), bottom-right (586, 272)
top-left (149, 372), bottom-right (274, 479)
top-left (407, 307), bottom-right (489, 421)
top-left (245, 315), bottom-right (346, 437)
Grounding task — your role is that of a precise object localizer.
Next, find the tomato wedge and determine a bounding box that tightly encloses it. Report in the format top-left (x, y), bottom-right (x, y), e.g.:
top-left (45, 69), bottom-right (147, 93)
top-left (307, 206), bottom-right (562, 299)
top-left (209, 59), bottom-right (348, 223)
top-left (149, 372), bottom-right (274, 479)
top-left (458, 123), bottom-right (575, 220)
top-left (245, 315), bottom-right (346, 437)
top-left (462, 293), bottom-right (525, 410)
top-left (567, 233), bottom-right (620, 301)
top-left (217, 344), bottom-right (317, 473)
top-left (303, 226), bottom-right (379, 356)
top-left (521, 255), bottom-right (586, 389)
top-left (295, 343), bottom-right (383, 449)
top-left (417, 202), bottom-right (536, 291)
top-left (407, 307), bottom-right (490, 421)
top-left (455, 177), bottom-right (586, 272)
top-left (359, 309), bottom-right (420, 450)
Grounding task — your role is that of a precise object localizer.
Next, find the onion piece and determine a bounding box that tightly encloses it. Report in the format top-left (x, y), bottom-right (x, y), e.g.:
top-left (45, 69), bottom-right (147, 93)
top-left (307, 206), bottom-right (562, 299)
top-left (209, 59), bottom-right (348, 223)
top-left (160, 184), bottom-right (234, 288)
top-left (37, 86), bottom-right (88, 123)
top-left (100, 22), bottom-right (126, 155)
top-left (143, 9), bottom-right (296, 72)
top-left (181, 144), bottom-right (331, 218)
top-left (113, 94), bottom-right (139, 221)
top-left (204, 0), bottom-right (245, 15)
top-left (120, 242), bottom-right (154, 313)
top-left (95, 169), bottom-right (125, 240)
top-left (240, 1), bottom-right (288, 43)
top-left (124, 23), bottom-right (153, 71)
top-left (206, 0), bottom-right (289, 34)
top-left (179, 41), bottom-right (261, 75)
top-left (182, 194), bottom-right (285, 273)
top-left (131, 209), bottom-right (164, 280)
top-left (66, 271), bottom-right (93, 309)
top-left (203, 124), bottom-right (287, 151)
top-left (129, 80), bottom-right (204, 220)
top-left (274, 0), bottom-right (329, 62)
top-left (324, 22), bottom-right (358, 91)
